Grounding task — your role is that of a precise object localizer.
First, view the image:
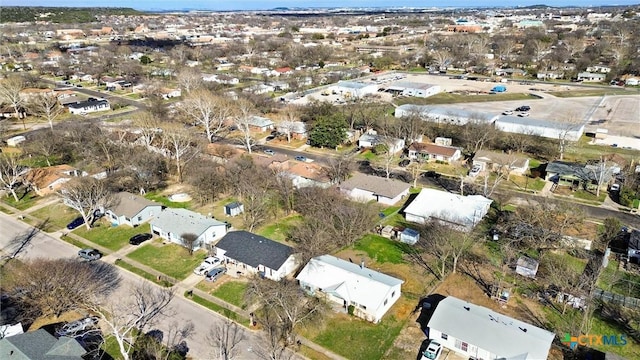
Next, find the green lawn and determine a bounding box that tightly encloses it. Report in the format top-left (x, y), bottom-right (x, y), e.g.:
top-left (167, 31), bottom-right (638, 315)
top-left (304, 314), bottom-right (405, 360)
top-left (74, 219), bottom-right (150, 251)
top-left (144, 192), bottom-right (192, 209)
top-left (256, 215), bottom-right (301, 242)
top-left (353, 234), bottom-right (409, 264)
top-left (115, 259), bottom-right (173, 287)
top-left (547, 89), bottom-right (631, 98)
top-left (381, 206), bottom-right (400, 217)
top-left (1, 190), bottom-right (40, 210)
top-left (599, 260), bottom-right (640, 298)
top-left (187, 292), bottom-right (250, 326)
top-left (28, 203), bottom-right (80, 232)
top-left (126, 243), bottom-right (206, 280)
top-left (210, 281), bottom-right (248, 308)
top-left (398, 92), bottom-right (537, 105)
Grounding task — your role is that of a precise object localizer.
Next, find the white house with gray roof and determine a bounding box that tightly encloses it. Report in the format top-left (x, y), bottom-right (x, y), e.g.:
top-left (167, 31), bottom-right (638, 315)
top-left (427, 296), bottom-right (554, 360)
top-left (494, 115), bottom-right (585, 141)
top-left (150, 208), bottom-right (227, 250)
top-left (106, 192), bottom-right (163, 227)
top-left (338, 173), bottom-right (410, 205)
top-left (213, 231), bottom-right (297, 281)
top-left (296, 255), bottom-right (404, 323)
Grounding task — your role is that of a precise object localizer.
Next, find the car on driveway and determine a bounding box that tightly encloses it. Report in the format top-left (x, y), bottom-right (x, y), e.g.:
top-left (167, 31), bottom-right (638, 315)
top-left (205, 267), bottom-right (226, 282)
top-left (66, 216), bottom-right (85, 230)
top-left (421, 340), bottom-right (443, 360)
top-left (264, 149), bottom-right (275, 156)
top-left (78, 248), bottom-right (101, 261)
top-left (398, 159), bottom-right (411, 167)
top-left (469, 165), bottom-right (481, 177)
top-left (129, 233), bottom-right (152, 245)
top-left (515, 105), bottom-right (531, 112)
top-left (56, 316), bottom-right (99, 337)
top-left (194, 256), bottom-right (222, 275)
top-left (610, 183), bottom-right (621, 192)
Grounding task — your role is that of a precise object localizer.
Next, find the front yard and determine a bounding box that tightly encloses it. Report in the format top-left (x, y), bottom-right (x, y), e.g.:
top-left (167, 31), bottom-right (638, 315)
top-left (74, 219), bottom-right (152, 251)
top-left (126, 242), bottom-right (207, 280)
top-left (27, 203), bottom-right (79, 232)
top-left (209, 280), bottom-right (249, 309)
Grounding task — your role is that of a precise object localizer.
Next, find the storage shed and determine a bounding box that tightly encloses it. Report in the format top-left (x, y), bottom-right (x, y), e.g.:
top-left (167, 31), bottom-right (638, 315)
top-left (515, 256), bottom-right (539, 278)
top-left (224, 202), bottom-right (244, 217)
top-left (400, 228), bottom-right (420, 245)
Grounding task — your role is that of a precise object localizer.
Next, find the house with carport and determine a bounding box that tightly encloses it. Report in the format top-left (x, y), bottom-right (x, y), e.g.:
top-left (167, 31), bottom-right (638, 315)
top-left (404, 188), bottom-right (492, 231)
top-left (213, 231), bottom-right (297, 281)
top-left (427, 296), bottom-right (554, 360)
top-left (338, 173), bottom-right (410, 205)
top-left (150, 208), bottom-right (227, 250)
top-left (296, 255), bottom-right (403, 323)
top-left (105, 192), bottom-right (163, 227)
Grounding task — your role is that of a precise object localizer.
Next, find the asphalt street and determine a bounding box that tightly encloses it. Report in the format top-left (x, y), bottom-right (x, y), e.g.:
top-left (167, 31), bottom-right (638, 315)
top-left (0, 212), bottom-right (264, 359)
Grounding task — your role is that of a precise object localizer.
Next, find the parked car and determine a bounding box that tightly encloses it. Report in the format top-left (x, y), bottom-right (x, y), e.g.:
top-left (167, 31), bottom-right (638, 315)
top-left (78, 248), bottom-right (101, 261)
top-left (398, 159), bottom-right (411, 167)
top-left (205, 267), bottom-right (226, 282)
top-left (515, 105), bottom-right (531, 112)
top-left (294, 155), bottom-right (307, 162)
top-left (469, 165), bottom-right (481, 177)
top-left (502, 110), bottom-right (514, 115)
top-left (129, 233), bottom-right (152, 245)
top-left (66, 216), bottom-right (85, 230)
top-left (421, 340), bottom-right (443, 360)
top-left (518, 112), bottom-right (530, 117)
top-left (264, 149), bottom-right (275, 156)
top-left (610, 183), bottom-right (621, 192)
top-left (56, 316), bottom-right (99, 337)
top-left (194, 256), bottom-right (222, 276)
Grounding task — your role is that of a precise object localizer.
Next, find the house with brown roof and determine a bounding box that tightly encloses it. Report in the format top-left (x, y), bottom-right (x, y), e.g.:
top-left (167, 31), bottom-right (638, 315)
top-left (472, 150), bottom-right (530, 175)
top-left (105, 192), bottom-right (163, 227)
top-left (408, 142), bottom-right (462, 163)
top-left (24, 165), bottom-right (86, 196)
top-left (286, 162), bottom-right (332, 189)
top-left (338, 173), bottom-right (410, 205)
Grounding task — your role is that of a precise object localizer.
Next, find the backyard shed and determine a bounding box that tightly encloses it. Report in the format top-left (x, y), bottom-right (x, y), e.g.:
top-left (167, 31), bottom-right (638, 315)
top-left (515, 256), bottom-right (539, 278)
top-left (400, 228), bottom-right (420, 245)
top-left (224, 202), bottom-right (244, 217)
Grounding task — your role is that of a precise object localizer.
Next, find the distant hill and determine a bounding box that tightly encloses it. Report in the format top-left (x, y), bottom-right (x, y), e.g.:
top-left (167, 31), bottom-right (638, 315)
top-left (0, 7), bottom-right (141, 24)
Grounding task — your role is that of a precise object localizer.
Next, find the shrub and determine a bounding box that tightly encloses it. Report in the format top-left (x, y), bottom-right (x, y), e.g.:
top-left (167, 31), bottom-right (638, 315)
top-left (347, 305), bottom-right (355, 316)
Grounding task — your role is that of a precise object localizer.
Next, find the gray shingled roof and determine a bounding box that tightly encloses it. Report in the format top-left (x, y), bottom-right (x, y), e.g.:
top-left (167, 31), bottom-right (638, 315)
top-left (110, 192), bottom-right (161, 218)
top-left (0, 329), bottom-right (85, 359)
top-left (215, 231), bottom-right (293, 270)
top-left (150, 208), bottom-right (225, 238)
top-left (339, 173), bottom-right (410, 199)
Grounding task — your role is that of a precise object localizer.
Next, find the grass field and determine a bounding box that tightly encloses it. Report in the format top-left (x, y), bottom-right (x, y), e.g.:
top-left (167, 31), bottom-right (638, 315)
top-left (547, 88), bottom-right (632, 97)
top-left (144, 191), bottom-right (192, 209)
top-left (127, 243), bottom-right (206, 280)
top-left (1, 190), bottom-right (41, 210)
top-left (398, 92), bottom-right (537, 105)
top-left (187, 292), bottom-right (250, 326)
top-left (115, 259), bottom-right (174, 287)
top-left (28, 203), bottom-right (80, 232)
top-left (210, 281), bottom-right (249, 309)
top-left (257, 215), bottom-right (301, 242)
top-left (74, 219), bottom-right (151, 251)
top-left (353, 234), bottom-right (409, 264)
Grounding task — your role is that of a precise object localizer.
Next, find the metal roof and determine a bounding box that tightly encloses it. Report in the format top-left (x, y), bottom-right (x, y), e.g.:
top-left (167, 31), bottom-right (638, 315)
top-left (150, 208), bottom-right (225, 238)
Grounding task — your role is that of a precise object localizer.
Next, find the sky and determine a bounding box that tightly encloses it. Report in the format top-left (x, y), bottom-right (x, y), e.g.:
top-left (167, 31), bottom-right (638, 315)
top-left (3, 1), bottom-right (640, 11)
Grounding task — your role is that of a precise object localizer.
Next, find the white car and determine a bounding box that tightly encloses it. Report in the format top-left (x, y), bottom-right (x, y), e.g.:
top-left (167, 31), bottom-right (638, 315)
top-left (193, 256), bottom-right (222, 275)
top-left (56, 316), bottom-right (99, 337)
top-left (610, 183), bottom-right (621, 192)
top-left (518, 112), bottom-right (530, 117)
top-left (469, 165), bottom-right (481, 177)
top-left (421, 340), bottom-right (443, 360)
top-left (502, 110), bottom-right (514, 115)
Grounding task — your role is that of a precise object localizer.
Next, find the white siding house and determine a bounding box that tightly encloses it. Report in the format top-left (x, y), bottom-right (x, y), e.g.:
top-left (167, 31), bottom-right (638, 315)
top-left (150, 208), bottom-right (227, 250)
top-left (105, 192), bottom-right (162, 227)
top-left (427, 296), bottom-right (554, 360)
top-left (297, 255), bottom-right (403, 323)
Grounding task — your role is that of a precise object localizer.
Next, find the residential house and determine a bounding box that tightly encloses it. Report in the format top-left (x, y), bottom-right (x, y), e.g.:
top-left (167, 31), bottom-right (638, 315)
top-left (536, 71), bottom-right (564, 80)
top-left (494, 115), bottom-right (585, 141)
top-left (357, 131), bottom-right (405, 154)
top-left (246, 115), bottom-right (275, 132)
top-left (338, 173), bottom-right (410, 205)
top-left (577, 72), bottom-right (606, 82)
top-left (515, 256), bottom-right (539, 278)
top-left (427, 296), bottom-right (554, 360)
top-left (106, 192), bottom-right (163, 227)
top-left (494, 68), bottom-right (527, 77)
top-left (24, 165), bottom-right (86, 196)
top-left (627, 230), bottom-right (640, 264)
top-left (545, 161), bottom-right (614, 191)
top-left (150, 208), bottom-right (227, 250)
top-left (286, 161), bottom-right (332, 189)
top-left (277, 121), bottom-right (307, 139)
top-left (213, 231), bottom-right (297, 281)
top-left (296, 255), bottom-right (404, 323)
top-left (408, 142), bottom-right (462, 163)
top-left (586, 65), bottom-right (611, 73)
top-left (161, 88), bottom-right (181, 99)
top-left (0, 328), bottom-right (86, 359)
top-left (404, 188), bottom-right (492, 231)
top-left (243, 84), bottom-right (275, 94)
top-left (472, 150), bottom-right (530, 175)
top-left (67, 99), bottom-right (110, 115)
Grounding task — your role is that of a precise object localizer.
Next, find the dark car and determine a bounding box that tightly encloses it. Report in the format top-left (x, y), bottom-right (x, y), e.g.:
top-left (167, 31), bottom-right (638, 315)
top-left (264, 149), bottom-right (275, 156)
top-left (294, 156), bottom-right (307, 162)
top-left (398, 159), bottom-right (410, 167)
top-left (129, 233), bottom-right (152, 245)
top-left (66, 216), bottom-right (85, 230)
top-left (515, 105), bottom-right (531, 112)
top-left (78, 248), bottom-right (101, 261)
top-left (205, 267), bottom-right (226, 282)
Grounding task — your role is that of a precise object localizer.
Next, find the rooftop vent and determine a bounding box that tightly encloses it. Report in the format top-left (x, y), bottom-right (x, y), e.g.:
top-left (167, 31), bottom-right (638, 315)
top-left (464, 306), bottom-right (470, 311)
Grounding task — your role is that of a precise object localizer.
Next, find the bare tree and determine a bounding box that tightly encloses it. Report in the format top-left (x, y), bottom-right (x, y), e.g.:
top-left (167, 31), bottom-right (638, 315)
top-left (137, 321), bottom-right (194, 360)
top-left (540, 252), bottom-right (583, 315)
top-left (179, 90), bottom-right (232, 143)
top-left (27, 92), bottom-right (64, 130)
top-left (587, 157), bottom-right (616, 198)
top-left (176, 67), bottom-right (203, 94)
top-left (557, 115), bottom-right (583, 161)
top-left (323, 154), bottom-right (353, 184)
top-left (233, 99), bottom-right (258, 153)
top-left (59, 177), bottom-right (115, 230)
top-left (462, 118), bottom-right (497, 155)
top-left (133, 112), bottom-right (164, 151)
top-left (181, 233), bottom-right (199, 256)
top-left (207, 319), bottom-right (245, 360)
top-left (0, 75), bottom-right (26, 124)
top-left (0, 153), bottom-right (24, 202)
top-left (161, 124), bottom-right (200, 183)
top-left (3, 258), bottom-right (120, 322)
top-left (91, 282), bottom-right (175, 360)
